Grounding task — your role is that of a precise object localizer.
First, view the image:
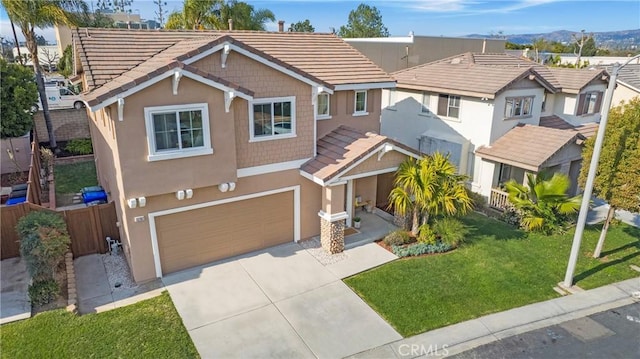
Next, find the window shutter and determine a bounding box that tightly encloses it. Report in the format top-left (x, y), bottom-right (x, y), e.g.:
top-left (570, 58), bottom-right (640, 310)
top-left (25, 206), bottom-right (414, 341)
top-left (594, 92), bottom-right (603, 113)
top-left (367, 90), bottom-right (374, 113)
top-left (437, 94), bottom-right (448, 116)
top-left (576, 93), bottom-right (586, 115)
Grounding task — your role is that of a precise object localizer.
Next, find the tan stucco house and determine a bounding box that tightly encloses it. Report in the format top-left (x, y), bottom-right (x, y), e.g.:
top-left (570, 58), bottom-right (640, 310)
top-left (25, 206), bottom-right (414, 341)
top-left (73, 28), bottom-right (418, 282)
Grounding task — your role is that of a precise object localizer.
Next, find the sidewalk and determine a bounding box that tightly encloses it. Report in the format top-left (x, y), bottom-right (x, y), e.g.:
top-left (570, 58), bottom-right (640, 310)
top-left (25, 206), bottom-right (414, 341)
top-left (350, 277), bottom-right (640, 358)
top-left (587, 198), bottom-right (639, 227)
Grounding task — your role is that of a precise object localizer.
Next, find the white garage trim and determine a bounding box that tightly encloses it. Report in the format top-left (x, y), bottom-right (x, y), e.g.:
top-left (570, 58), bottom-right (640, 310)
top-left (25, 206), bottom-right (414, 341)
top-left (148, 185), bottom-right (300, 278)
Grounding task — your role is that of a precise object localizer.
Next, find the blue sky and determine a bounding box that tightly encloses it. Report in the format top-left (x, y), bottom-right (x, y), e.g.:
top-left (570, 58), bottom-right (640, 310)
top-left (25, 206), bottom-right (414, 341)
top-left (1, 0), bottom-right (639, 43)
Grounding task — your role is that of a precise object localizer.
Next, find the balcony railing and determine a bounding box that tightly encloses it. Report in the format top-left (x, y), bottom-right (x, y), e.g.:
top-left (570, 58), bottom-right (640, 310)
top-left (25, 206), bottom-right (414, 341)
top-left (489, 188), bottom-right (510, 211)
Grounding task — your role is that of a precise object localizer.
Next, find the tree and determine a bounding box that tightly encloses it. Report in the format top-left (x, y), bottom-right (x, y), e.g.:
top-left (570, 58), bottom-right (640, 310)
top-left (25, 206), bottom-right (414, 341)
top-left (289, 19), bottom-right (314, 33)
top-left (505, 172), bottom-right (581, 234)
top-left (0, 59), bottom-right (38, 138)
top-left (579, 98), bottom-right (640, 258)
top-left (572, 30), bottom-right (593, 68)
top-left (219, 0), bottom-right (274, 31)
top-left (96, 0), bottom-right (132, 13)
top-left (153, 0), bottom-right (167, 27)
top-left (532, 38), bottom-right (548, 63)
top-left (581, 36), bottom-right (597, 57)
top-left (57, 44), bottom-right (73, 77)
top-left (165, 0), bottom-right (223, 30)
top-left (389, 153), bottom-right (472, 236)
top-left (41, 47), bottom-right (59, 73)
top-left (338, 3), bottom-right (389, 38)
top-left (2, 0), bottom-right (87, 153)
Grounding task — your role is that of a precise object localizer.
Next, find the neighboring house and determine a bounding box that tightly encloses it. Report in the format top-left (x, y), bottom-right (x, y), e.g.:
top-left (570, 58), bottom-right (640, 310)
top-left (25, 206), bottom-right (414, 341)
top-left (345, 34), bottom-right (505, 73)
top-left (73, 28), bottom-right (417, 283)
top-left (599, 64), bottom-right (640, 106)
top-left (380, 52), bottom-right (608, 208)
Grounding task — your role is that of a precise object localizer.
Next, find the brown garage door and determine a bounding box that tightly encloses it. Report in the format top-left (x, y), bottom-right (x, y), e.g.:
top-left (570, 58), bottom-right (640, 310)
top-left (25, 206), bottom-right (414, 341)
top-left (156, 191), bottom-right (294, 275)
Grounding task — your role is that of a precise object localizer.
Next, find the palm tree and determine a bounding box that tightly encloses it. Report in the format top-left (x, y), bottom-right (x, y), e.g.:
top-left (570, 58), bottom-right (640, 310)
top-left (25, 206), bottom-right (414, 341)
top-left (505, 171), bottom-right (581, 234)
top-left (2, 0), bottom-right (87, 153)
top-left (219, 1), bottom-right (275, 31)
top-left (165, 0), bottom-right (223, 30)
top-left (389, 153), bottom-right (472, 236)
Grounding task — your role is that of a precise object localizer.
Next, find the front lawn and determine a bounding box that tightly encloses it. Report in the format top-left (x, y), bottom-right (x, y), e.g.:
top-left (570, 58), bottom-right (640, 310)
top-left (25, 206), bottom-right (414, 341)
top-left (345, 213), bottom-right (640, 337)
top-left (1, 292), bottom-right (199, 358)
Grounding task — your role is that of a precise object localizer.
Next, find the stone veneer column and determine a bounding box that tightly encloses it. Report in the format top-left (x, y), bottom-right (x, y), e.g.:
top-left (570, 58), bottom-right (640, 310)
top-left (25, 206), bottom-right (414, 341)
top-left (320, 217), bottom-right (345, 254)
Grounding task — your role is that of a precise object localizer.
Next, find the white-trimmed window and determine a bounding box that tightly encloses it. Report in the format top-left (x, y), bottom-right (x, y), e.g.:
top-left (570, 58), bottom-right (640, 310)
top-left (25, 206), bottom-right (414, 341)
top-left (250, 96), bottom-right (296, 141)
top-left (420, 92), bottom-right (430, 113)
top-left (437, 94), bottom-right (460, 119)
top-left (504, 96), bottom-right (534, 119)
top-left (144, 103), bottom-right (212, 161)
top-left (354, 90), bottom-right (368, 115)
top-left (317, 93), bottom-right (330, 119)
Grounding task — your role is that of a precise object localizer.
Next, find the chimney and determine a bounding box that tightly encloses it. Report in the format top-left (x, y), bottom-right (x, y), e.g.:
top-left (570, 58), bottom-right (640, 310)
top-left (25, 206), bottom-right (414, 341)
top-left (278, 20), bottom-right (284, 32)
top-left (228, 18), bottom-right (233, 31)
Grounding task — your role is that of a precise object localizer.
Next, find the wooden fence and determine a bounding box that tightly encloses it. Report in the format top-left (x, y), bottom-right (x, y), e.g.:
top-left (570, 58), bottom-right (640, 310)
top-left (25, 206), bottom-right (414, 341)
top-left (26, 132), bottom-right (43, 205)
top-left (0, 202), bottom-right (119, 260)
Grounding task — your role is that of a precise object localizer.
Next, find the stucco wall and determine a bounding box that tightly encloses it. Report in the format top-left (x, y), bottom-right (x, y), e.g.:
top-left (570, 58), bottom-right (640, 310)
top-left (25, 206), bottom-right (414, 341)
top-left (34, 108), bottom-right (91, 143)
top-left (552, 83), bottom-right (606, 126)
top-left (491, 85), bottom-right (545, 143)
top-left (612, 82), bottom-right (639, 108)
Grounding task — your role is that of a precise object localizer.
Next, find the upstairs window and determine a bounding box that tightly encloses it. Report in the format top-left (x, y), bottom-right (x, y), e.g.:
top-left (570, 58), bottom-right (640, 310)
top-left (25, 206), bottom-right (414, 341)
top-left (437, 94), bottom-right (460, 119)
top-left (354, 90), bottom-right (368, 115)
top-left (421, 92), bottom-right (430, 113)
top-left (577, 91), bottom-right (603, 115)
top-left (504, 96), bottom-right (534, 119)
top-left (317, 93), bottom-right (330, 119)
top-left (144, 103), bottom-right (212, 161)
top-left (250, 96), bottom-right (296, 141)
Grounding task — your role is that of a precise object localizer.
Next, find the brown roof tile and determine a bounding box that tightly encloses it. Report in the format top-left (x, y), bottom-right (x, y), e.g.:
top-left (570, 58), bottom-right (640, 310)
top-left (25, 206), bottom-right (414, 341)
top-left (74, 28), bottom-right (391, 107)
top-left (547, 67), bottom-right (607, 93)
top-left (301, 126), bottom-right (416, 183)
top-left (539, 115), bottom-right (598, 138)
top-left (475, 124), bottom-right (583, 171)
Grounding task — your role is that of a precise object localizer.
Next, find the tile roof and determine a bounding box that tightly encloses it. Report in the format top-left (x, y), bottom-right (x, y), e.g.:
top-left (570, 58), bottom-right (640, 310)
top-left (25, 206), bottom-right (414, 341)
top-left (73, 28), bottom-right (391, 107)
top-left (599, 63), bottom-right (640, 91)
top-left (539, 115), bottom-right (599, 138)
top-left (392, 52), bottom-right (606, 97)
top-left (300, 126), bottom-right (415, 183)
top-left (475, 124), bottom-right (584, 172)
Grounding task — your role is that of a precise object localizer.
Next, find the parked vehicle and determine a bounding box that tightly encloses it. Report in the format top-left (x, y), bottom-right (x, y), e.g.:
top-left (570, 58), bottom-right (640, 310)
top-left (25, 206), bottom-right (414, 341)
top-left (34, 86), bottom-right (85, 111)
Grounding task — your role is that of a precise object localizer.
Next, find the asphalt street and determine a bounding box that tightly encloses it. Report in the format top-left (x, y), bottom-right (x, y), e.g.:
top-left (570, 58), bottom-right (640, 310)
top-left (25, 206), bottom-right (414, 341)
top-left (451, 302), bottom-right (640, 359)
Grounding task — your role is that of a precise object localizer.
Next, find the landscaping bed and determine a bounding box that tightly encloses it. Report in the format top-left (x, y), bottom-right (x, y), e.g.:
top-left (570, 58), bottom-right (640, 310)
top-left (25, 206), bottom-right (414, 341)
top-left (1, 292), bottom-right (199, 358)
top-left (345, 212), bottom-right (640, 337)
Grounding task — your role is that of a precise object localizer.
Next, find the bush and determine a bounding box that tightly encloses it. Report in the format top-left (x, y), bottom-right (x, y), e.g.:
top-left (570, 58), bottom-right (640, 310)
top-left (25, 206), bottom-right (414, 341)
top-left (383, 230), bottom-right (411, 246)
top-left (467, 189), bottom-right (487, 210)
top-left (65, 138), bottom-right (93, 155)
top-left (417, 224), bottom-right (437, 245)
top-left (28, 279), bottom-right (59, 306)
top-left (501, 207), bottom-right (522, 227)
top-left (392, 242), bottom-right (452, 257)
top-left (17, 211), bottom-right (70, 282)
top-left (433, 217), bottom-right (469, 247)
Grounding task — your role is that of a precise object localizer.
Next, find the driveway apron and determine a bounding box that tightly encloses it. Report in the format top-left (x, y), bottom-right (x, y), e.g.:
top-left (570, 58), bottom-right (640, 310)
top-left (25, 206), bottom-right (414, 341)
top-left (163, 242), bottom-right (401, 358)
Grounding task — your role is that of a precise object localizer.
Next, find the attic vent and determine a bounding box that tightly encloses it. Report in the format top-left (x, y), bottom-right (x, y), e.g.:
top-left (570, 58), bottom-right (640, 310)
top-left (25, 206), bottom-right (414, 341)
top-left (451, 57), bottom-right (462, 64)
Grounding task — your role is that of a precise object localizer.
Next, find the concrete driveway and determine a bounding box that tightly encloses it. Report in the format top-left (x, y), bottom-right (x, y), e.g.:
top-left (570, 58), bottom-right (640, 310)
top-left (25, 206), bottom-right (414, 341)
top-left (163, 242), bottom-right (401, 358)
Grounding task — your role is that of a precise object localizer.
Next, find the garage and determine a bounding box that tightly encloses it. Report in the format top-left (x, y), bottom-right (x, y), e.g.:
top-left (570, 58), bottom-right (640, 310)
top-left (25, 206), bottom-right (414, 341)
top-left (155, 191), bottom-right (294, 275)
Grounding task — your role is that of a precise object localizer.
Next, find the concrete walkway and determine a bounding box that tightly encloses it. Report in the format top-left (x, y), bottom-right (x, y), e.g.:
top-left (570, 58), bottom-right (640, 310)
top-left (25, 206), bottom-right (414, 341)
top-left (75, 254), bottom-right (163, 314)
top-left (587, 198), bottom-right (639, 227)
top-left (0, 257), bottom-right (31, 324)
top-left (351, 277), bottom-right (640, 358)
top-left (163, 241), bottom-right (400, 358)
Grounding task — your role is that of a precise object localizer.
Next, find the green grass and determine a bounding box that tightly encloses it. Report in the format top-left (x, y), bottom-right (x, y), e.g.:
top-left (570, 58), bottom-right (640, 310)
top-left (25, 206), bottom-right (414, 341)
top-left (345, 213), bottom-right (640, 337)
top-left (1, 292), bottom-right (199, 359)
top-left (54, 160), bottom-right (98, 195)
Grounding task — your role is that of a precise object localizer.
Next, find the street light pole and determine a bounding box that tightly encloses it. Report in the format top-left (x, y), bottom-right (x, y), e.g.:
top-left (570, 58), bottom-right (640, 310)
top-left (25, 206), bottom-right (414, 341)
top-left (563, 54), bottom-right (640, 288)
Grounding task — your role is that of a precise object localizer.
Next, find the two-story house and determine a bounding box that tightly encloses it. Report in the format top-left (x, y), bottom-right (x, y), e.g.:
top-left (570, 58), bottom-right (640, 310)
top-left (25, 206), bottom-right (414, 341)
top-left (380, 53), bottom-right (607, 208)
top-left (73, 28), bottom-right (419, 283)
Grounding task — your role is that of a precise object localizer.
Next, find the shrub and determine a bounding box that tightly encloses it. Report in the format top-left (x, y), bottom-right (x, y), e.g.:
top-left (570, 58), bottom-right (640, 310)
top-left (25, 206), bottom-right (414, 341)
top-left (28, 279), bottom-right (59, 306)
top-left (433, 217), bottom-right (469, 247)
top-left (17, 211), bottom-right (70, 282)
top-left (417, 224), bottom-right (437, 245)
top-left (383, 230), bottom-right (411, 246)
top-left (65, 138), bottom-right (93, 155)
top-left (467, 189), bottom-right (487, 211)
top-left (501, 207), bottom-right (522, 227)
top-left (392, 242), bottom-right (452, 257)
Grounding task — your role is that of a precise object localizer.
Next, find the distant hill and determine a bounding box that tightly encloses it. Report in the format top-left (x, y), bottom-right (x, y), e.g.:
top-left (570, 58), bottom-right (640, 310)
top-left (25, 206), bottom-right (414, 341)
top-left (466, 29), bottom-right (640, 49)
